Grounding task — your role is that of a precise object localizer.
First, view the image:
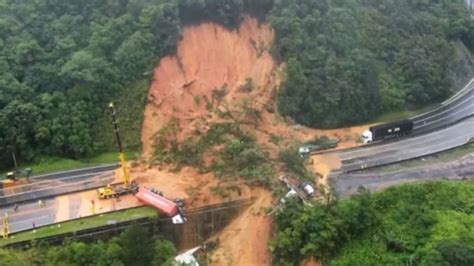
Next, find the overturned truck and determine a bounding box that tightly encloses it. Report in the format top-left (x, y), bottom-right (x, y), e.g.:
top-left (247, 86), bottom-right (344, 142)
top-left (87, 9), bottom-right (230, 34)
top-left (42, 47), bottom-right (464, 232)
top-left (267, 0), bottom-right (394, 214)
top-left (135, 187), bottom-right (186, 224)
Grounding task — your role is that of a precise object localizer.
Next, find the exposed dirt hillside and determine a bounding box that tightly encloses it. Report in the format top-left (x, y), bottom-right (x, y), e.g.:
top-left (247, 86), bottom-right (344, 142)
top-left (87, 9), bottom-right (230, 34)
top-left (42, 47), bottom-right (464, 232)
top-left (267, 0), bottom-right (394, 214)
top-left (139, 16), bottom-right (366, 266)
top-left (142, 17), bottom-right (278, 156)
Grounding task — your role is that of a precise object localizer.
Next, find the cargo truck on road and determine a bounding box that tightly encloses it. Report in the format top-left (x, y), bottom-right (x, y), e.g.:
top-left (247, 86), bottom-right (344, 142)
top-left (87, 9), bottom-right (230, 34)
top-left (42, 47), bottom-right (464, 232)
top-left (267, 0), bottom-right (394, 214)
top-left (361, 120), bottom-right (413, 144)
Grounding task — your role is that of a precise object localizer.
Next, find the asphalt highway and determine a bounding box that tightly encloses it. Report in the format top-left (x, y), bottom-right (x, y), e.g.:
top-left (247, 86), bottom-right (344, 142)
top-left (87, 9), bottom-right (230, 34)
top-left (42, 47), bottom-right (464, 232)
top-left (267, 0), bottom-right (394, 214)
top-left (412, 79), bottom-right (473, 134)
top-left (338, 117), bottom-right (473, 172)
top-left (1, 190), bottom-right (140, 233)
top-left (334, 153), bottom-right (474, 197)
top-left (0, 165), bottom-right (117, 206)
top-left (330, 79), bottom-right (474, 173)
top-left (32, 164), bottom-right (118, 181)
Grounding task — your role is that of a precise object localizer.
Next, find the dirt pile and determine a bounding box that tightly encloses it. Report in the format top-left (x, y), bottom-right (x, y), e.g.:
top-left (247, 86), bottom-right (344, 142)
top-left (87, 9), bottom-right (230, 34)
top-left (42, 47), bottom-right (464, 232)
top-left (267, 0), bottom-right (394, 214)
top-left (139, 16), bottom-right (367, 266)
top-left (142, 17), bottom-right (279, 156)
top-left (209, 188), bottom-right (273, 266)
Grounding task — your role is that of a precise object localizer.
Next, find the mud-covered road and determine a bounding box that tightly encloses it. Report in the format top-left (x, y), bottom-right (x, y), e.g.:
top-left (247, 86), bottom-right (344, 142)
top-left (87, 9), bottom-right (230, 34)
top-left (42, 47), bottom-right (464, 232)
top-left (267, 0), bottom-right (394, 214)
top-left (332, 153), bottom-right (474, 197)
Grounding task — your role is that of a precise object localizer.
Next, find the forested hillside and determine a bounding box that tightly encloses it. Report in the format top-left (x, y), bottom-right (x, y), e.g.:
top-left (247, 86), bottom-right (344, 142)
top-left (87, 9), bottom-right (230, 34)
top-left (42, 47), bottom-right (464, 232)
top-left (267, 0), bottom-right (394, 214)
top-left (0, 0), bottom-right (472, 168)
top-left (273, 0), bottom-right (474, 127)
top-left (271, 181), bottom-right (474, 265)
top-left (0, 0), bottom-right (272, 169)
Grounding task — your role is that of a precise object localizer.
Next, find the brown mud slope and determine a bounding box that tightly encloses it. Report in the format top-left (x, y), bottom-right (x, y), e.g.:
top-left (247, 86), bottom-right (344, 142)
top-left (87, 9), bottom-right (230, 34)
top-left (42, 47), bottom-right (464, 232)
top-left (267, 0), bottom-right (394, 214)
top-left (209, 188), bottom-right (273, 266)
top-left (142, 15), bottom-right (364, 167)
top-left (140, 16), bottom-right (367, 266)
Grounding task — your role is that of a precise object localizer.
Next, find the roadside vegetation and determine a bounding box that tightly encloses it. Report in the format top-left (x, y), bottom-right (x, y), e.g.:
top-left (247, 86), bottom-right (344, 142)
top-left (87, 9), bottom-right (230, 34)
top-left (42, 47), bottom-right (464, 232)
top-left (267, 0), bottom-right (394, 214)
top-left (0, 224), bottom-right (176, 266)
top-left (1, 207), bottom-right (156, 246)
top-left (271, 181), bottom-right (474, 265)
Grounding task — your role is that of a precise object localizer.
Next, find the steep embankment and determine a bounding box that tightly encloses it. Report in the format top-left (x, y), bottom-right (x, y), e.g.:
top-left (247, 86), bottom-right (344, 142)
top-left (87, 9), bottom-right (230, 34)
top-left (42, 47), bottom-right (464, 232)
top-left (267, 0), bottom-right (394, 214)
top-left (141, 15), bottom-right (364, 162)
top-left (139, 16), bottom-right (365, 265)
top-left (142, 17), bottom-right (278, 155)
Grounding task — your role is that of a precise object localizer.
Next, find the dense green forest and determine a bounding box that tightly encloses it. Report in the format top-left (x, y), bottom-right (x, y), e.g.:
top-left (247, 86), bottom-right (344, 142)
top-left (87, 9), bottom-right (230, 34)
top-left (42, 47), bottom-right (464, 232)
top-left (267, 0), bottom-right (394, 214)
top-left (0, 0), bottom-right (472, 169)
top-left (273, 0), bottom-right (474, 127)
top-left (0, 224), bottom-right (177, 266)
top-left (271, 181), bottom-right (474, 265)
top-left (0, 0), bottom-right (272, 169)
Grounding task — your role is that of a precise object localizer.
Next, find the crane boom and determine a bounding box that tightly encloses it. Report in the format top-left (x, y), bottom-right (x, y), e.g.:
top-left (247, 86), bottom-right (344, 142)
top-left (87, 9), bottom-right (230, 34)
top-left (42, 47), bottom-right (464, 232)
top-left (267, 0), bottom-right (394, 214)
top-left (109, 102), bottom-right (131, 187)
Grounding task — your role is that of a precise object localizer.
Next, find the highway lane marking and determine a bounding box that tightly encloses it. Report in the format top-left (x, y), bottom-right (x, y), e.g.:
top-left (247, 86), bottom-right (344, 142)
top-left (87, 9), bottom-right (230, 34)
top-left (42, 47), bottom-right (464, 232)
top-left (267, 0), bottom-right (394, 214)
top-left (341, 121), bottom-right (474, 166)
top-left (343, 133), bottom-right (471, 169)
top-left (0, 172), bottom-right (113, 192)
top-left (0, 175), bottom-right (114, 199)
top-left (338, 159), bottom-right (474, 177)
top-left (440, 79), bottom-right (474, 105)
top-left (412, 79), bottom-right (473, 120)
top-left (10, 214), bottom-right (54, 227)
top-left (31, 164), bottom-right (118, 179)
top-left (341, 156), bottom-right (474, 178)
top-left (2, 206), bottom-right (56, 220)
top-left (341, 130), bottom-right (473, 170)
top-left (414, 94), bottom-right (473, 128)
top-left (339, 118), bottom-right (474, 158)
top-left (414, 89), bottom-right (473, 124)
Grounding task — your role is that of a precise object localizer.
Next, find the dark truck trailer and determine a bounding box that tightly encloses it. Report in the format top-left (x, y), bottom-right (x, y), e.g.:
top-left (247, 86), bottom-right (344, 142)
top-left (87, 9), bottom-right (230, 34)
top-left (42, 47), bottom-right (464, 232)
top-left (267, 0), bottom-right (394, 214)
top-left (369, 120), bottom-right (413, 141)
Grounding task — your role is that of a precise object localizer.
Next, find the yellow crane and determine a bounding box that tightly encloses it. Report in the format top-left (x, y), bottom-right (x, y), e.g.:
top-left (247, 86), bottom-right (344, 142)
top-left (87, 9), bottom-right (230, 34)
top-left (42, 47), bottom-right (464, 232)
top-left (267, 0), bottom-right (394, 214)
top-left (109, 102), bottom-right (131, 187)
top-left (97, 103), bottom-right (138, 199)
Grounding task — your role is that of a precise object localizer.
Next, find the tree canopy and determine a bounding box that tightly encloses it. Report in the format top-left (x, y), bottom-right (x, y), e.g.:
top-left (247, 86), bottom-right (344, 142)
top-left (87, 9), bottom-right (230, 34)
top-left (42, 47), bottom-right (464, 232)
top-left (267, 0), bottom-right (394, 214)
top-left (273, 0), bottom-right (474, 128)
top-left (0, 0), bottom-right (272, 169)
top-left (271, 181), bottom-right (474, 265)
top-left (0, 224), bottom-right (176, 266)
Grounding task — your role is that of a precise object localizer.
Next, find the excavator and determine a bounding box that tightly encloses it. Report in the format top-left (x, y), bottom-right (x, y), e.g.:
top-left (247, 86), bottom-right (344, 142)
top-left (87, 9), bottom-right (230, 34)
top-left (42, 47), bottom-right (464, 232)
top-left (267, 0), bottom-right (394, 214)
top-left (97, 103), bottom-right (138, 199)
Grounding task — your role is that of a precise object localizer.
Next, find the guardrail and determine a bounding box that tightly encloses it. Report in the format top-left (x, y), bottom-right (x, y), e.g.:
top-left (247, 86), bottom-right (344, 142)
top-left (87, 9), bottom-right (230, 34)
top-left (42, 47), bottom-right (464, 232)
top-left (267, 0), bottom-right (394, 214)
top-left (3, 198), bottom-right (255, 250)
top-left (4, 217), bottom-right (155, 250)
top-left (0, 172), bottom-right (114, 207)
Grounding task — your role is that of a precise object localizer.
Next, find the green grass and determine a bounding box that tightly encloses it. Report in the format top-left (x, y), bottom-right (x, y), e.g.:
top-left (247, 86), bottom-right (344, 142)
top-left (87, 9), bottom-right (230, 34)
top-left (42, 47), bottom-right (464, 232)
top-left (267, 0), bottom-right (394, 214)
top-left (370, 143), bottom-right (474, 173)
top-left (0, 207), bottom-right (157, 246)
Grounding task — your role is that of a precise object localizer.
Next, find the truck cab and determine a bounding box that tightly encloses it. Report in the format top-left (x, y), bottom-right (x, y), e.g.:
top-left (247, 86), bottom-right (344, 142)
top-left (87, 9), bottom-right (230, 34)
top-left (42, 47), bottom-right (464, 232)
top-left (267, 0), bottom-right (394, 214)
top-left (361, 130), bottom-right (373, 143)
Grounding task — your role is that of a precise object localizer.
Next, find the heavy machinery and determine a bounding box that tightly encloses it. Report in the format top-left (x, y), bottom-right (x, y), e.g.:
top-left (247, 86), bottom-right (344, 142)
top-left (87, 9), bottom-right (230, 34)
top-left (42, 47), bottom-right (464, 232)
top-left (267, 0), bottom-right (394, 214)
top-left (97, 102), bottom-right (187, 224)
top-left (361, 119), bottom-right (414, 143)
top-left (98, 103), bottom-right (137, 199)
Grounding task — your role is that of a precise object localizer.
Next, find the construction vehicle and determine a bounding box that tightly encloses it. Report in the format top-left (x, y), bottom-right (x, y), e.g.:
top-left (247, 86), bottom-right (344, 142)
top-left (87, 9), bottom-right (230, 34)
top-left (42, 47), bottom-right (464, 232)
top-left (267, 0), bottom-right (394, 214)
top-left (97, 102), bottom-right (136, 199)
top-left (98, 181), bottom-right (139, 199)
top-left (361, 119), bottom-right (413, 143)
top-left (0, 168), bottom-right (32, 189)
